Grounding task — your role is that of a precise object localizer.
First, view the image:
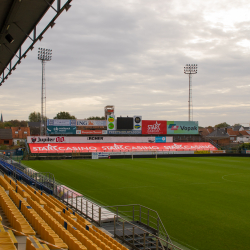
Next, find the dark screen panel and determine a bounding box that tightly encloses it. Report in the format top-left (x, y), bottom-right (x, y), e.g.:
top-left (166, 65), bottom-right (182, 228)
top-left (117, 117), bottom-right (133, 129)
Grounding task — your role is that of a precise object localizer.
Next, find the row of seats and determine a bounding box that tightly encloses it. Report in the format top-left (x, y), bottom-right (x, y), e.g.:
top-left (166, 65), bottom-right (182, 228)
top-left (27, 197), bottom-right (87, 250)
top-left (23, 185), bottom-right (126, 250)
top-left (16, 180), bottom-right (46, 206)
top-left (0, 176), bottom-right (15, 192)
top-left (0, 185), bottom-right (35, 236)
top-left (0, 160), bottom-right (53, 194)
top-left (9, 189), bottom-right (68, 250)
top-left (1, 174), bottom-right (129, 250)
top-left (26, 236), bottom-right (50, 250)
top-left (0, 213), bottom-right (18, 250)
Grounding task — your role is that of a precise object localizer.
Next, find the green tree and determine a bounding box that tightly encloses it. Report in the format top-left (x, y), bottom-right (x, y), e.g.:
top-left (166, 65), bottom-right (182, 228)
top-left (29, 112), bottom-right (41, 122)
top-left (86, 116), bottom-right (105, 120)
top-left (215, 122), bottom-right (230, 128)
top-left (233, 123), bottom-right (242, 127)
top-left (54, 112), bottom-right (76, 119)
top-left (3, 121), bottom-right (12, 128)
top-left (8, 120), bottom-right (28, 127)
top-left (239, 143), bottom-right (250, 150)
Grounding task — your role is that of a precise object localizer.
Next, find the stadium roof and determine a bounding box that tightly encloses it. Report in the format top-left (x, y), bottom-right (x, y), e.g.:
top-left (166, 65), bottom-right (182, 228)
top-left (0, 0), bottom-right (72, 86)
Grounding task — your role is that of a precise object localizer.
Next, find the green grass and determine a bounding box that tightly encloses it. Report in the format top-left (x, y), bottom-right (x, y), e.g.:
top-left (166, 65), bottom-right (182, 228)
top-left (22, 157), bottom-right (250, 250)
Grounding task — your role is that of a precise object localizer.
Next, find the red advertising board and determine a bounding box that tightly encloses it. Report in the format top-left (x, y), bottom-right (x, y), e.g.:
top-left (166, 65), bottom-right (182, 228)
top-left (29, 142), bottom-right (217, 153)
top-left (142, 120), bottom-right (167, 134)
top-left (80, 130), bottom-right (104, 134)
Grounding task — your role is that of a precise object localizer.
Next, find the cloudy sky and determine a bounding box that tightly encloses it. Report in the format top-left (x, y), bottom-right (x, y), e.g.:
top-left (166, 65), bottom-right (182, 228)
top-left (1, 0), bottom-right (250, 127)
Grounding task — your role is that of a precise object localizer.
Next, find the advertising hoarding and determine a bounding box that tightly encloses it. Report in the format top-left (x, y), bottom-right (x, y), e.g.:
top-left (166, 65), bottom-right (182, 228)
top-left (155, 136), bottom-right (167, 143)
top-left (142, 120), bottom-right (167, 134)
top-left (167, 121), bottom-right (199, 134)
top-left (133, 116), bottom-right (142, 131)
top-left (107, 115), bottom-right (116, 130)
top-left (29, 142), bottom-right (217, 153)
top-left (28, 136), bottom-right (157, 143)
top-left (47, 119), bottom-right (76, 126)
top-left (107, 130), bottom-right (142, 135)
top-left (76, 130), bottom-right (107, 135)
top-left (47, 126), bottom-right (76, 135)
top-left (76, 120), bottom-right (106, 126)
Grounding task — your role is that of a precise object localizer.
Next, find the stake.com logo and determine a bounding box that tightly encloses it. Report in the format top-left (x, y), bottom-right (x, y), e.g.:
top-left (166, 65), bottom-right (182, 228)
top-left (168, 124), bottom-right (179, 130)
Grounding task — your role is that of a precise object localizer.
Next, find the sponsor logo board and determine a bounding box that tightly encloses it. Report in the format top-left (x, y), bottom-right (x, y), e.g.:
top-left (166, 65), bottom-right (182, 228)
top-left (80, 130), bottom-right (106, 135)
top-left (47, 126), bottom-right (76, 135)
top-left (167, 121), bottom-right (199, 134)
top-left (107, 130), bottom-right (142, 135)
top-left (194, 150), bottom-right (210, 154)
top-left (47, 119), bottom-right (76, 126)
top-left (211, 150), bottom-right (225, 154)
top-left (77, 120), bottom-right (106, 126)
top-left (155, 136), bottom-right (167, 143)
top-left (29, 142), bottom-right (217, 153)
top-left (107, 115), bottom-right (115, 130)
top-left (142, 120), bottom-right (167, 134)
top-left (133, 116), bottom-right (142, 130)
top-left (28, 136), bottom-right (153, 143)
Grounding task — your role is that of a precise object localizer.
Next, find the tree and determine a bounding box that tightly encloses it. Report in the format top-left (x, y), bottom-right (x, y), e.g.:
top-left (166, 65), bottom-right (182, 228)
top-left (233, 123), bottom-right (242, 127)
top-left (54, 112), bottom-right (76, 119)
top-left (29, 112), bottom-right (41, 122)
top-left (86, 116), bottom-right (105, 120)
top-left (215, 122), bottom-right (230, 128)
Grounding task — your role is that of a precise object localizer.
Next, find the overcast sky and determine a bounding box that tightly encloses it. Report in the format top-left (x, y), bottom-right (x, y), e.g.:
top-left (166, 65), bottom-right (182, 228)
top-left (1, 0), bottom-right (250, 127)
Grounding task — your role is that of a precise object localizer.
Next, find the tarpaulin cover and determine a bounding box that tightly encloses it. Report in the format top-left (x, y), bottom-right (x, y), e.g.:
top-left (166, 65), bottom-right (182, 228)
top-left (29, 142), bottom-right (217, 153)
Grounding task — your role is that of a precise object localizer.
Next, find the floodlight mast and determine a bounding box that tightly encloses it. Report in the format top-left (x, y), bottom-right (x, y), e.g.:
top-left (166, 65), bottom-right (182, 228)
top-left (38, 48), bottom-right (52, 136)
top-left (184, 64), bottom-right (198, 121)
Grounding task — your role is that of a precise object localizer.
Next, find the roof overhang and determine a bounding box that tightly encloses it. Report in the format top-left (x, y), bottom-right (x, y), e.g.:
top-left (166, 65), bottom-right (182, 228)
top-left (0, 0), bottom-right (72, 86)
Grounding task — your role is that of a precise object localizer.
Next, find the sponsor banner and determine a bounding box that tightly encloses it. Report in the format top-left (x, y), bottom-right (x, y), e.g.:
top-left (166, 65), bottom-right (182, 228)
top-left (142, 120), bottom-right (167, 134)
top-left (92, 152), bottom-right (99, 159)
top-left (167, 121), bottom-right (199, 134)
top-left (29, 142), bottom-right (217, 153)
top-left (107, 115), bottom-right (116, 130)
top-left (79, 130), bottom-right (106, 135)
top-left (77, 120), bottom-right (106, 126)
top-left (211, 150), bottom-right (226, 154)
top-left (155, 136), bottom-right (167, 143)
top-left (194, 150), bottom-right (210, 154)
top-left (133, 116), bottom-right (142, 130)
top-left (28, 136), bottom-right (155, 143)
top-left (97, 151), bottom-right (194, 156)
top-left (47, 119), bottom-right (76, 126)
top-left (47, 126), bottom-right (76, 135)
top-left (107, 130), bottom-right (142, 135)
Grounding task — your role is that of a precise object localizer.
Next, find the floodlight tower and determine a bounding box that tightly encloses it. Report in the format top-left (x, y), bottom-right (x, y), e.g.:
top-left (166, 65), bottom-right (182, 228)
top-left (184, 64), bottom-right (198, 121)
top-left (38, 48), bottom-right (52, 136)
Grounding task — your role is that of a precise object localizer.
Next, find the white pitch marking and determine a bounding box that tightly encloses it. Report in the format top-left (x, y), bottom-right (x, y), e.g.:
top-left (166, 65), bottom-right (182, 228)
top-left (221, 173), bottom-right (246, 183)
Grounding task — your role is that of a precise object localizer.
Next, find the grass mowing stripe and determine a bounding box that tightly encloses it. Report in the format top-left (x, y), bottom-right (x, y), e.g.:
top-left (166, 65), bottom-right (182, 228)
top-left (23, 157), bottom-right (250, 250)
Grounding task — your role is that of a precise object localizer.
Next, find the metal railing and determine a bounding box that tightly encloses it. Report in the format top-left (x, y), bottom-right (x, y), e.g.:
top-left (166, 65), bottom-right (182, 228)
top-left (102, 204), bottom-right (172, 245)
top-left (113, 216), bottom-right (182, 250)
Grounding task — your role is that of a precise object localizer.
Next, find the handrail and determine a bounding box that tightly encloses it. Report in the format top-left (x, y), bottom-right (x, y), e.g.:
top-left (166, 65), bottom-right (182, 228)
top-left (102, 204), bottom-right (172, 245)
top-left (113, 215), bottom-right (182, 250)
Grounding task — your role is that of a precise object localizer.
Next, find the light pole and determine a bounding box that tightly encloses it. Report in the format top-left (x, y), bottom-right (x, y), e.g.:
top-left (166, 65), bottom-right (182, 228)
top-left (38, 48), bottom-right (52, 136)
top-left (184, 64), bottom-right (198, 121)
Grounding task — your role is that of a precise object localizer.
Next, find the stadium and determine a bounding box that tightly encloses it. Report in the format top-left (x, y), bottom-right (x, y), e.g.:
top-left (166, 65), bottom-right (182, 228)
top-left (1, 1), bottom-right (250, 250)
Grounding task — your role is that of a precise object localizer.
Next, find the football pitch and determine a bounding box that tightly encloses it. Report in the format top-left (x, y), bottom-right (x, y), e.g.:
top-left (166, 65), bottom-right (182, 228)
top-left (23, 157), bottom-right (250, 250)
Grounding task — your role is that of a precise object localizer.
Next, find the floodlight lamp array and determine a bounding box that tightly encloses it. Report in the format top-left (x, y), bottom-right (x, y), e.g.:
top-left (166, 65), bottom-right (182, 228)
top-left (184, 64), bottom-right (198, 74)
top-left (38, 48), bottom-right (52, 61)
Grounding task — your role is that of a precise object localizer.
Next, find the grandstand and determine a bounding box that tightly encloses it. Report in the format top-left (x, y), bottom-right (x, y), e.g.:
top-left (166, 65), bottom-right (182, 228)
top-left (0, 155), bottom-right (182, 250)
